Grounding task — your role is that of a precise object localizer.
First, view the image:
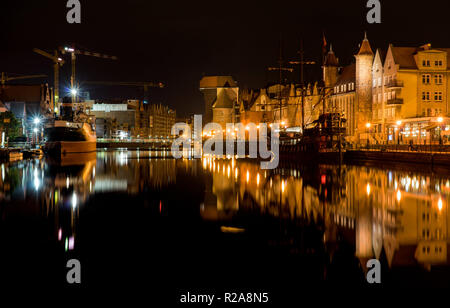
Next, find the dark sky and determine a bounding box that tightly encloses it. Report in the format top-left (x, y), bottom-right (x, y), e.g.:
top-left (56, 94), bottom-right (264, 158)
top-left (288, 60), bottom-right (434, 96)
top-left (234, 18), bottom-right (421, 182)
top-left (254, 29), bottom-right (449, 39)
top-left (1, 0), bottom-right (450, 117)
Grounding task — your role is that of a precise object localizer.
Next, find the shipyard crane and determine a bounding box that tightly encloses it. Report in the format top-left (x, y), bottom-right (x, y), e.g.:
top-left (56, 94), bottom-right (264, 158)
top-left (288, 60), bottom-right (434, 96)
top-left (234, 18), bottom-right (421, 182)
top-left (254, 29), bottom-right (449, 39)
top-left (83, 81), bottom-right (165, 103)
top-left (59, 45), bottom-right (118, 103)
top-left (1, 72), bottom-right (47, 85)
top-left (32, 48), bottom-right (65, 105)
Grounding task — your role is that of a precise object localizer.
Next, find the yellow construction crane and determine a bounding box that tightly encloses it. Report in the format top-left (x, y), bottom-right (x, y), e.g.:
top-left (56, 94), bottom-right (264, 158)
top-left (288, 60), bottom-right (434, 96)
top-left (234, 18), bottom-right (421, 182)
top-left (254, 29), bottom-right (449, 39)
top-left (83, 81), bottom-right (165, 103)
top-left (32, 48), bottom-right (65, 106)
top-left (1, 72), bottom-right (47, 85)
top-left (59, 45), bottom-right (118, 103)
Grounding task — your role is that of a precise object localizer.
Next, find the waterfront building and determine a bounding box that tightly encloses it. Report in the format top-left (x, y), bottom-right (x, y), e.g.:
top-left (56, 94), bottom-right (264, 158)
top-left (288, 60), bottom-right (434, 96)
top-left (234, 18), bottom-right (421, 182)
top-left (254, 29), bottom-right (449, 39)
top-left (371, 43), bottom-right (450, 144)
top-left (90, 100), bottom-right (175, 139)
top-left (147, 103), bottom-right (176, 140)
top-left (89, 102), bottom-right (135, 138)
top-left (199, 76), bottom-right (239, 128)
top-left (327, 34), bottom-right (374, 143)
top-left (238, 83), bottom-right (322, 132)
top-left (329, 36), bottom-right (450, 144)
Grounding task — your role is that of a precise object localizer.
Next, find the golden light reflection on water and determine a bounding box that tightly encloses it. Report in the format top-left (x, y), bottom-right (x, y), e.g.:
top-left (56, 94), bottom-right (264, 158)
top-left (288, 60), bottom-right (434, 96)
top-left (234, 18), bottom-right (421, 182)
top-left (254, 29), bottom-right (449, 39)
top-left (1, 151), bottom-right (449, 269)
top-left (201, 156), bottom-right (450, 268)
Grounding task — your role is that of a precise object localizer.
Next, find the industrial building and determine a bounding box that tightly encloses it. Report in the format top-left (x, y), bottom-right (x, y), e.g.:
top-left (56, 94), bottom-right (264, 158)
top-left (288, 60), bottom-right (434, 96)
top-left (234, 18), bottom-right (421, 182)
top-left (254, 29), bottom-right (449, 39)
top-left (89, 100), bottom-right (176, 139)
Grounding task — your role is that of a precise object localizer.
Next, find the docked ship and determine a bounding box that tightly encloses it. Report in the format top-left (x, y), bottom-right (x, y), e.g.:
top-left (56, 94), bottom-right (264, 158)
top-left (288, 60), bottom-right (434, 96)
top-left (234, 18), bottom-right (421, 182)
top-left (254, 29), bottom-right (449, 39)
top-left (43, 97), bottom-right (97, 156)
top-left (280, 113), bottom-right (347, 163)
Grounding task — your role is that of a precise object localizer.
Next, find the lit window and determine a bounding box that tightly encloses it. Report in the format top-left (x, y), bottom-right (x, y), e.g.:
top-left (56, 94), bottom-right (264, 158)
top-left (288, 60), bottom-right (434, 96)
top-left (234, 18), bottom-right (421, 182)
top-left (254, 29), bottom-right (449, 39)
top-left (434, 91), bottom-right (443, 101)
top-left (434, 74), bottom-right (443, 84)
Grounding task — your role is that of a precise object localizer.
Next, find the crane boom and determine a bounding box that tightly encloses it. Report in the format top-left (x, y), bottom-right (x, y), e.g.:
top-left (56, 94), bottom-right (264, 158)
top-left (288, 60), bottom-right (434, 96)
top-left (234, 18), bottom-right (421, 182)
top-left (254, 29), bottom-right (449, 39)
top-left (1, 72), bottom-right (47, 85)
top-left (84, 81), bottom-right (164, 88)
top-left (84, 80), bottom-right (165, 103)
top-left (33, 48), bottom-right (65, 107)
top-left (59, 45), bottom-right (118, 103)
top-left (33, 48), bottom-right (65, 64)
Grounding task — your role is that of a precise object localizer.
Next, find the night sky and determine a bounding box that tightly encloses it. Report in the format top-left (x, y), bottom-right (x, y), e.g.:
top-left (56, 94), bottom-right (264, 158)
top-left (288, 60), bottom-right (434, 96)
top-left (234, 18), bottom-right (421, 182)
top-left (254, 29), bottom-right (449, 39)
top-left (1, 0), bottom-right (450, 117)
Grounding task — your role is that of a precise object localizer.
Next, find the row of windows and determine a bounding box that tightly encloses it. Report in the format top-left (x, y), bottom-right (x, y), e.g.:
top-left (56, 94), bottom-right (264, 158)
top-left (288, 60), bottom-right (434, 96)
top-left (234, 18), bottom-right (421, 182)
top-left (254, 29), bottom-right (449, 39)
top-left (422, 74), bottom-right (443, 85)
top-left (423, 108), bottom-right (443, 117)
top-left (422, 246), bottom-right (443, 254)
top-left (374, 107), bottom-right (397, 119)
top-left (373, 75), bottom-right (399, 88)
top-left (423, 59), bottom-right (444, 67)
top-left (422, 228), bottom-right (443, 240)
top-left (334, 83), bottom-right (355, 93)
top-left (422, 91), bottom-right (443, 101)
top-left (373, 91), bottom-right (398, 103)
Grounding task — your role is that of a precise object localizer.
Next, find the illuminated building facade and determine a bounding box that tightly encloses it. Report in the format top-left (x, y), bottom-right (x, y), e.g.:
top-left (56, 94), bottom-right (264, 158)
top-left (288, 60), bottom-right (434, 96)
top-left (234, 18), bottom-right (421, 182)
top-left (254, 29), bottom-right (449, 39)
top-left (371, 43), bottom-right (450, 144)
top-left (199, 76), bottom-right (239, 128)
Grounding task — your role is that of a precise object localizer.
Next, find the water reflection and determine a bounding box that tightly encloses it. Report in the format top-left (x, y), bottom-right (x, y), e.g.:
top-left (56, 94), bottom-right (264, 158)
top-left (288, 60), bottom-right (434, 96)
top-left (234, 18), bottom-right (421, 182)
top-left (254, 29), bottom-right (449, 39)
top-left (201, 157), bottom-right (450, 269)
top-left (0, 150), bottom-right (449, 286)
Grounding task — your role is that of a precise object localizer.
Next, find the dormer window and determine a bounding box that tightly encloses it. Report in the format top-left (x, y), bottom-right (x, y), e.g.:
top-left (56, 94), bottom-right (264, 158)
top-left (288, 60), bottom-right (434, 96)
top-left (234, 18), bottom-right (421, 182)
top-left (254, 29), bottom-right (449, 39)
top-left (423, 60), bottom-right (431, 67)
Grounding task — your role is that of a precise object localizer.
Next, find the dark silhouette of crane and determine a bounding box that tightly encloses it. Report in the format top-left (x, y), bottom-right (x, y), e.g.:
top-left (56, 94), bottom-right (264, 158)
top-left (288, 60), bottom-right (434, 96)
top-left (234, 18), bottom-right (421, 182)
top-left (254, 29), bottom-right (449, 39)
top-left (83, 81), bottom-right (165, 103)
top-left (32, 48), bottom-right (65, 106)
top-left (1, 72), bottom-right (47, 85)
top-left (59, 45), bottom-right (118, 103)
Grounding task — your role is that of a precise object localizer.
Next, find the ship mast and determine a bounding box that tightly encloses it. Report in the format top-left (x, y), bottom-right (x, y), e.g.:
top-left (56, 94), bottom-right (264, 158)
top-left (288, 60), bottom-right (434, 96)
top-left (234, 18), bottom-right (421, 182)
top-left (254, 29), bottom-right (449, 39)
top-left (268, 37), bottom-right (293, 125)
top-left (289, 39), bottom-right (316, 133)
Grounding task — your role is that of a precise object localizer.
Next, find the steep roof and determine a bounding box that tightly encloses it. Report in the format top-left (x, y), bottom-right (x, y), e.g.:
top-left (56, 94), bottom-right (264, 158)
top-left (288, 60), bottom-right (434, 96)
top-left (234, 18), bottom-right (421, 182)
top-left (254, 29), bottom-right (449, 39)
top-left (390, 45), bottom-right (450, 70)
top-left (213, 90), bottom-right (236, 109)
top-left (200, 76), bottom-right (237, 88)
top-left (335, 63), bottom-right (356, 86)
top-left (357, 34), bottom-right (374, 56)
top-left (375, 48), bottom-right (387, 64)
top-left (324, 46), bottom-right (339, 67)
top-left (245, 90), bottom-right (260, 110)
top-left (390, 46), bottom-right (418, 69)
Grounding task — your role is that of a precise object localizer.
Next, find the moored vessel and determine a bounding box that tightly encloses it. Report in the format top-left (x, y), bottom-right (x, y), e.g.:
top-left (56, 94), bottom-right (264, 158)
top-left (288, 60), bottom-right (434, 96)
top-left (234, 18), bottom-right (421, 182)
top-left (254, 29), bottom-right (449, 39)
top-left (43, 97), bottom-right (97, 156)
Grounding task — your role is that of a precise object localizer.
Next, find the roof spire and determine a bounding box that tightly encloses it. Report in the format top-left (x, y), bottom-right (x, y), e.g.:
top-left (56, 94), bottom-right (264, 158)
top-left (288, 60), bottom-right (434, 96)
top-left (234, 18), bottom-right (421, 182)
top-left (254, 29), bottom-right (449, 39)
top-left (356, 32), bottom-right (373, 56)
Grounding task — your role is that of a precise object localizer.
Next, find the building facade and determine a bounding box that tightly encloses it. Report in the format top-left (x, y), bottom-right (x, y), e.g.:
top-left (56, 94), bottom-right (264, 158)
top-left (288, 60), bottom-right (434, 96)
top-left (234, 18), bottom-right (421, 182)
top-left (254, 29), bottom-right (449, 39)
top-left (200, 76), bottom-right (239, 128)
top-left (89, 101), bottom-right (175, 139)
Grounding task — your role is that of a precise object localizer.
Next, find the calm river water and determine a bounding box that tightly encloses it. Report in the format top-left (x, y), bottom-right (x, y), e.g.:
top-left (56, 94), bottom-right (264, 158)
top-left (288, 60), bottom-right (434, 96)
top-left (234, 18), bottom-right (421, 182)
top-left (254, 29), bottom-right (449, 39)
top-left (1, 149), bottom-right (450, 293)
